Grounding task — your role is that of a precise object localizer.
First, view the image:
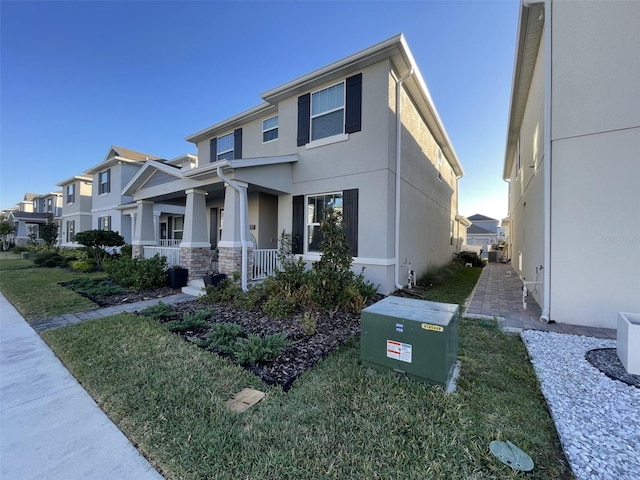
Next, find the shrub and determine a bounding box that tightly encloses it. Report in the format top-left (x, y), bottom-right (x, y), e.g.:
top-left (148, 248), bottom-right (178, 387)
top-left (69, 260), bottom-right (96, 272)
top-left (163, 309), bottom-right (214, 333)
top-left (262, 295), bottom-right (296, 319)
top-left (300, 312), bottom-right (317, 336)
top-left (200, 322), bottom-right (244, 354)
top-left (274, 230), bottom-right (309, 293)
top-left (75, 230), bottom-right (125, 269)
top-left (120, 244), bottom-right (133, 258)
top-left (456, 251), bottom-right (484, 267)
top-left (232, 333), bottom-right (291, 365)
top-left (33, 252), bottom-right (66, 268)
top-left (138, 301), bottom-right (179, 320)
top-left (65, 278), bottom-right (128, 298)
top-left (309, 208), bottom-right (353, 318)
top-left (104, 254), bottom-right (168, 291)
top-left (201, 278), bottom-right (242, 304)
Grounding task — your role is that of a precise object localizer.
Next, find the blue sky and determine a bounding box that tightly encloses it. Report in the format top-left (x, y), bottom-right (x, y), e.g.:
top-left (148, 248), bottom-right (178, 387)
top-left (1, 0), bottom-right (519, 222)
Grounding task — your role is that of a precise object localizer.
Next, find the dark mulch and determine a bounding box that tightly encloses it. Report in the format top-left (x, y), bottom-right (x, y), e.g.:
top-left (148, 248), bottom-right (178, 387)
top-left (93, 287), bottom-right (180, 307)
top-left (160, 301), bottom-right (370, 391)
top-left (586, 348), bottom-right (640, 389)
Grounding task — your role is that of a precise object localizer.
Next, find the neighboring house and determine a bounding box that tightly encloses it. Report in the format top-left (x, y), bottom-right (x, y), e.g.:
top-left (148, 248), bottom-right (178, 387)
top-left (5, 192), bottom-right (61, 245)
top-left (123, 34), bottom-right (466, 294)
top-left (56, 175), bottom-right (93, 247)
top-left (84, 146), bottom-right (164, 243)
top-left (465, 213), bottom-right (506, 259)
top-left (503, 1), bottom-right (640, 328)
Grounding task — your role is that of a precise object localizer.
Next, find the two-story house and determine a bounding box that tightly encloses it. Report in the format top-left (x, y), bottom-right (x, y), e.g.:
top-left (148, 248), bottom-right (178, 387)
top-left (7, 192), bottom-right (61, 245)
top-left (56, 174), bottom-right (93, 246)
top-left (84, 146), bottom-right (163, 243)
top-left (503, 1), bottom-right (640, 328)
top-left (122, 34), bottom-right (466, 294)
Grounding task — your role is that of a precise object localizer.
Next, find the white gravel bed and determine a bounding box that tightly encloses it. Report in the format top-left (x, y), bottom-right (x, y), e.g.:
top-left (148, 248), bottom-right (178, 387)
top-left (521, 330), bottom-right (640, 480)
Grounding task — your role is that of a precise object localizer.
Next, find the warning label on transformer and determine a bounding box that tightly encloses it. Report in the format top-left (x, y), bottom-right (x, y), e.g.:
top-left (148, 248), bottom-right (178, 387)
top-left (387, 340), bottom-right (412, 363)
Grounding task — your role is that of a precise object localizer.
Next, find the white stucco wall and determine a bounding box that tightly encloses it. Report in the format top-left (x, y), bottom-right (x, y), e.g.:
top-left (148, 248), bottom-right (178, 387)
top-left (549, 1), bottom-right (640, 328)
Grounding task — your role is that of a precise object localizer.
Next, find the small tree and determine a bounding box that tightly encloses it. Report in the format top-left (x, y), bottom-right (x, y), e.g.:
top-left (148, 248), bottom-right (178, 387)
top-left (75, 229), bottom-right (125, 269)
top-left (40, 213), bottom-right (59, 249)
top-left (310, 208), bottom-right (354, 318)
top-left (0, 216), bottom-right (16, 251)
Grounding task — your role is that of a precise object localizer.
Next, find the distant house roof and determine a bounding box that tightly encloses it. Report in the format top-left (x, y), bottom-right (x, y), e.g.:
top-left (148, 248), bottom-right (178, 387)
top-left (23, 193), bottom-right (38, 201)
top-left (109, 145), bottom-right (162, 162)
top-left (467, 224), bottom-right (495, 235)
top-left (468, 213), bottom-right (498, 222)
top-left (9, 211), bottom-right (50, 222)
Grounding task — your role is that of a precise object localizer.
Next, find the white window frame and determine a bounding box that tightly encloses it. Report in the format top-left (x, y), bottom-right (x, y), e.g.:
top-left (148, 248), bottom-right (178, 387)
top-left (437, 147), bottom-right (443, 182)
top-left (262, 115), bottom-right (278, 143)
top-left (216, 132), bottom-right (234, 161)
top-left (310, 81), bottom-right (345, 142)
top-left (305, 191), bottom-right (344, 253)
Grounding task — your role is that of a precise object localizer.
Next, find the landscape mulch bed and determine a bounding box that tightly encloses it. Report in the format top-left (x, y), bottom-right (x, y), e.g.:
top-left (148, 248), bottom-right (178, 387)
top-left (147, 299), bottom-right (383, 391)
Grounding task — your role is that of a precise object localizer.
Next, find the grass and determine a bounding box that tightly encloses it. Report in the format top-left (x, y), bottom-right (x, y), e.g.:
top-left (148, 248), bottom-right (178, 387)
top-left (0, 251), bottom-right (104, 320)
top-left (39, 263), bottom-right (572, 480)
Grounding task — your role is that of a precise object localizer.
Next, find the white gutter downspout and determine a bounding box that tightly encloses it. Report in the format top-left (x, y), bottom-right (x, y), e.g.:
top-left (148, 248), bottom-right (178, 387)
top-left (217, 164), bottom-right (248, 292)
top-left (524, 0), bottom-right (551, 322)
top-left (394, 67), bottom-right (414, 290)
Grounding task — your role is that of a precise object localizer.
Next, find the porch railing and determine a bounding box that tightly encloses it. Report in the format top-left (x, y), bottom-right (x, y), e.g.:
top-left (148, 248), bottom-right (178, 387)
top-left (159, 239), bottom-right (181, 247)
top-left (144, 246), bottom-right (181, 267)
top-left (252, 249), bottom-right (279, 280)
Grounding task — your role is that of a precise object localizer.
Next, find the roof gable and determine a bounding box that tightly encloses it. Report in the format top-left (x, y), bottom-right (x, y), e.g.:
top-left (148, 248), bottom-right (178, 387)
top-left (122, 160), bottom-right (184, 196)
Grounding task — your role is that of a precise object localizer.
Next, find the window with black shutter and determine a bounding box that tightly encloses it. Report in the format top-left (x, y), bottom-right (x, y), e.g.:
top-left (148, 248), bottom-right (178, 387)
top-left (345, 74), bottom-right (362, 134)
top-left (234, 128), bottom-right (243, 159)
top-left (292, 195), bottom-right (305, 254)
top-left (209, 138), bottom-right (217, 163)
top-left (297, 94), bottom-right (310, 146)
top-left (343, 189), bottom-right (359, 256)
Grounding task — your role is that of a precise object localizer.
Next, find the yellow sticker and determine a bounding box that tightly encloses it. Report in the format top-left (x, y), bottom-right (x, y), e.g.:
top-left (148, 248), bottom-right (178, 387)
top-left (421, 323), bottom-right (443, 332)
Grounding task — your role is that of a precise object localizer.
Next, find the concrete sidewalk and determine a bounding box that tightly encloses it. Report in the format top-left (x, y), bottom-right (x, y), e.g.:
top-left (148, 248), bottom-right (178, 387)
top-left (0, 293), bottom-right (165, 480)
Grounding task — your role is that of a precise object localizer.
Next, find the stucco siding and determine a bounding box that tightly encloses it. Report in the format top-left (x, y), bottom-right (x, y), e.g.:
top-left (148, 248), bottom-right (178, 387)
top-left (550, 127), bottom-right (640, 328)
top-left (397, 78), bottom-right (457, 278)
top-left (551, 0), bottom-right (640, 141)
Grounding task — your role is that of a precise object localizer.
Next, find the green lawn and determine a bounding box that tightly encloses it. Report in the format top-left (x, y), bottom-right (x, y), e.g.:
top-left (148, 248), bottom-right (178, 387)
top-left (0, 251), bottom-right (102, 320)
top-left (39, 264), bottom-right (572, 480)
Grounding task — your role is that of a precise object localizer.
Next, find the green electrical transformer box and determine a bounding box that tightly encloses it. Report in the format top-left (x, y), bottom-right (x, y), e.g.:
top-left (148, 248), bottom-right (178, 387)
top-left (360, 296), bottom-right (459, 388)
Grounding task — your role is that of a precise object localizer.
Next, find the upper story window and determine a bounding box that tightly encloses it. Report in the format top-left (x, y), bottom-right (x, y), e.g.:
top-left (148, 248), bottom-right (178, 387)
top-left (311, 83), bottom-right (345, 141)
top-left (437, 148), bottom-right (443, 181)
top-left (46, 198), bottom-right (52, 212)
top-left (33, 200), bottom-right (37, 211)
top-left (99, 169), bottom-right (111, 195)
top-left (67, 184), bottom-right (75, 204)
top-left (210, 128), bottom-right (243, 163)
top-left (515, 137), bottom-right (521, 177)
top-left (262, 116), bottom-right (279, 143)
top-left (297, 73), bottom-right (362, 147)
top-left (217, 133), bottom-right (234, 161)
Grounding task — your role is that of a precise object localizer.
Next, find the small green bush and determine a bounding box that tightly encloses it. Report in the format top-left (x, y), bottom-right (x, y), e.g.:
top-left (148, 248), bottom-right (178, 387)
top-left (200, 322), bottom-right (244, 354)
top-left (201, 278), bottom-right (242, 304)
top-left (163, 309), bottom-right (214, 334)
top-left (232, 333), bottom-right (291, 365)
top-left (300, 312), bottom-right (317, 336)
top-left (34, 252), bottom-right (67, 268)
top-left (65, 278), bottom-right (128, 298)
top-left (262, 295), bottom-right (296, 319)
top-left (104, 254), bottom-right (168, 291)
top-left (138, 301), bottom-right (179, 320)
top-left (232, 282), bottom-right (269, 311)
top-left (69, 260), bottom-right (95, 272)
top-left (456, 251), bottom-right (484, 267)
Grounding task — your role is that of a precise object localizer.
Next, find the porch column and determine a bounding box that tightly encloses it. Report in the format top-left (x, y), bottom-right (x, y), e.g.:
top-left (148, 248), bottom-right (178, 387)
top-left (16, 220), bottom-right (28, 245)
top-left (153, 212), bottom-right (160, 243)
top-left (180, 189), bottom-right (211, 280)
top-left (218, 183), bottom-right (253, 278)
top-left (132, 201), bottom-right (155, 258)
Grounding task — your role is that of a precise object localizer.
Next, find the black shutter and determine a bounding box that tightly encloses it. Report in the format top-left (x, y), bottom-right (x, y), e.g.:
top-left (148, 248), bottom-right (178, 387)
top-left (297, 94), bottom-right (311, 146)
top-left (106, 169), bottom-right (111, 193)
top-left (209, 138), bottom-right (217, 163)
top-left (168, 217), bottom-right (173, 240)
top-left (234, 128), bottom-right (243, 159)
top-left (343, 189), bottom-right (358, 256)
top-left (345, 73), bottom-right (362, 134)
top-left (292, 195), bottom-right (304, 254)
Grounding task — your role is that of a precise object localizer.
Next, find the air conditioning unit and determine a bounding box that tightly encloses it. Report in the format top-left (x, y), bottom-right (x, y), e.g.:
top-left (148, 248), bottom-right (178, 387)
top-left (361, 296), bottom-right (459, 391)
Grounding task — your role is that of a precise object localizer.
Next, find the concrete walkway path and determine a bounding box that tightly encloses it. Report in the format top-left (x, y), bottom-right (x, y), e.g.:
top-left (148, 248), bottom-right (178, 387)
top-left (0, 293), bottom-right (168, 480)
